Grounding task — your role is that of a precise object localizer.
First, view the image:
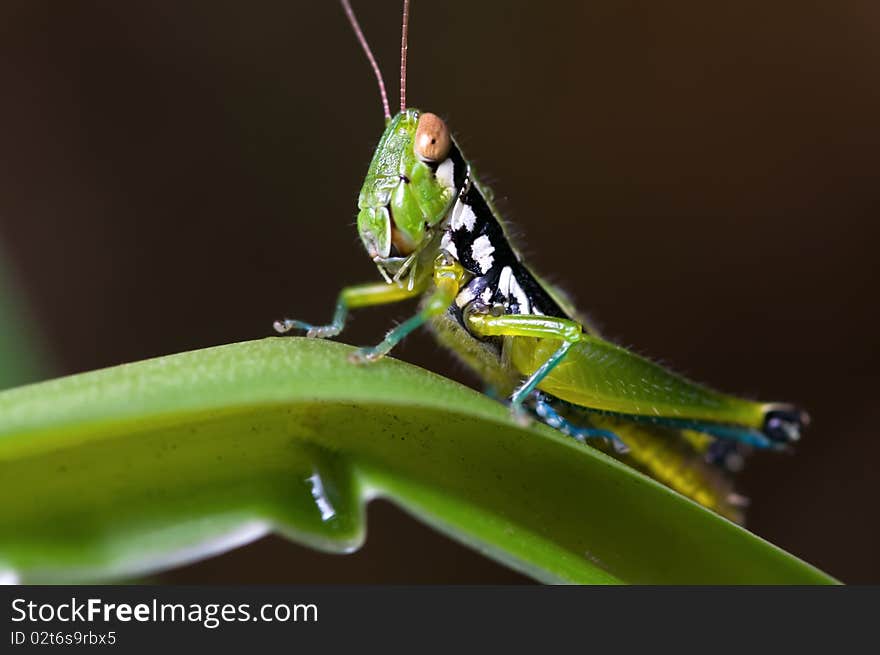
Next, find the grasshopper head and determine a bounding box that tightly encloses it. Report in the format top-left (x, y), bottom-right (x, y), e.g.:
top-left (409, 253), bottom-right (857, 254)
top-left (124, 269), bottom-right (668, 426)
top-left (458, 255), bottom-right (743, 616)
top-left (357, 109), bottom-right (457, 280)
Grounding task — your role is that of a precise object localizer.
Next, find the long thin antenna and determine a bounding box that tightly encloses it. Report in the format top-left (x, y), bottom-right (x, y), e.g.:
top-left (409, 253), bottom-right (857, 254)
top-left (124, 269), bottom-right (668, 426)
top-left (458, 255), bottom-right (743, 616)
top-left (400, 0), bottom-right (410, 112)
top-left (340, 0), bottom-right (391, 121)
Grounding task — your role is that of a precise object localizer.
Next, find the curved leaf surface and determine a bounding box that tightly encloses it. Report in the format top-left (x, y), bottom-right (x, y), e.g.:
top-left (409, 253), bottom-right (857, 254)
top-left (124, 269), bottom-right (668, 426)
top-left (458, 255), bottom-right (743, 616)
top-left (0, 338), bottom-right (837, 584)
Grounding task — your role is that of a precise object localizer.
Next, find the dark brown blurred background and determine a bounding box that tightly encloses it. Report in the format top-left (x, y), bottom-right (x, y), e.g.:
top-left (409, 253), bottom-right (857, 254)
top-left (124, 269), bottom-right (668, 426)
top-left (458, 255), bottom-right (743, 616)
top-left (0, 1), bottom-right (877, 583)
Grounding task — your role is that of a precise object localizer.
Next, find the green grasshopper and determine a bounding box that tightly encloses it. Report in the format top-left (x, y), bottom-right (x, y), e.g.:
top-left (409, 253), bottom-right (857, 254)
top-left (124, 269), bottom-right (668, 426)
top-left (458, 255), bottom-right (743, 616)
top-left (276, 0), bottom-right (807, 522)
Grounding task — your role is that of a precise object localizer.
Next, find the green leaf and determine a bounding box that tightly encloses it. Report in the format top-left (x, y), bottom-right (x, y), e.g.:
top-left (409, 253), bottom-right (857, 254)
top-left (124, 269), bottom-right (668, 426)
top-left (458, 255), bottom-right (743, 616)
top-left (0, 338), bottom-right (836, 584)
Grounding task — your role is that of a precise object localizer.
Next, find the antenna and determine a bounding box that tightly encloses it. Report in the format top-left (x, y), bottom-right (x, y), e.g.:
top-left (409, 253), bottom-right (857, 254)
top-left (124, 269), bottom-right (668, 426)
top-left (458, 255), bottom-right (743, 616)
top-left (400, 0), bottom-right (411, 112)
top-left (340, 0), bottom-right (391, 121)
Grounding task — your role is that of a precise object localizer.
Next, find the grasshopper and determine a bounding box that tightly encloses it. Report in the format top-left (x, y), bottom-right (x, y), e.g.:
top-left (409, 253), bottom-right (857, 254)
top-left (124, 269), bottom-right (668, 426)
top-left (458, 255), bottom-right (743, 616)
top-left (275, 0), bottom-right (807, 522)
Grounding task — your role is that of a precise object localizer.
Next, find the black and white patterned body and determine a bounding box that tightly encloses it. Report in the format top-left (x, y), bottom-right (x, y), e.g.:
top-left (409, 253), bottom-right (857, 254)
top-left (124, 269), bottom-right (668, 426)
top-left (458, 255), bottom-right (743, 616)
top-left (434, 142), bottom-right (568, 329)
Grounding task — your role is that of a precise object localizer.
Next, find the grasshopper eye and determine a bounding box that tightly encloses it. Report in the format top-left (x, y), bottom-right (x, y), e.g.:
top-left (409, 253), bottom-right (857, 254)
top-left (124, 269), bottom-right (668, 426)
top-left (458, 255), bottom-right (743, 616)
top-left (414, 113), bottom-right (451, 162)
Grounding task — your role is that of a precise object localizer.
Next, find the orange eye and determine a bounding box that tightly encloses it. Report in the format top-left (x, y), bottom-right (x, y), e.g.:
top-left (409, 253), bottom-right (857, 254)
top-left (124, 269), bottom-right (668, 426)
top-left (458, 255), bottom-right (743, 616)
top-left (414, 112), bottom-right (451, 162)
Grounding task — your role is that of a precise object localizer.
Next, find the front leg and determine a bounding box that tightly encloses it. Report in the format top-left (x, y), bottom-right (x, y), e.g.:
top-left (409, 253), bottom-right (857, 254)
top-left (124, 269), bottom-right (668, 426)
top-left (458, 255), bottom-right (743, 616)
top-left (349, 254), bottom-right (466, 364)
top-left (274, 281), bottom-right (422, 339)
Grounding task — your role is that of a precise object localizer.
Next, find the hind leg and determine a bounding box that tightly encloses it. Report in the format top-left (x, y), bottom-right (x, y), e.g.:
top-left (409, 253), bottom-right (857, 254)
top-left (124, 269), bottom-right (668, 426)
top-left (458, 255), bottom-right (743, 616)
top-left (531, 393), bottom-right (629, 454)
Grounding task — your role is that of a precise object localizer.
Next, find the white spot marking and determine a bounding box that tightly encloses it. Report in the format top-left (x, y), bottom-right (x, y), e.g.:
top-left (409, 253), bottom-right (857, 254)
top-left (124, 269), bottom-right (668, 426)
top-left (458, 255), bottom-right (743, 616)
top-left (497, 266), bottom-right (530, 313)
top-left (436, 158), bottom-right (455, 189)
top-left (497, 266), bottom-right (513, 296)
top-left (440, 232), bottom-right (458, 260)
top-left (455, 286), bottom-right (476, 308)
top-left (481, 287), bottom-right (493, 303)
top-left (460, 205), bottom-right (477, 231)
top-left (450, 200), bottom-right (476, 232)
top-left (471, 235), bottom-right (495, 273)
